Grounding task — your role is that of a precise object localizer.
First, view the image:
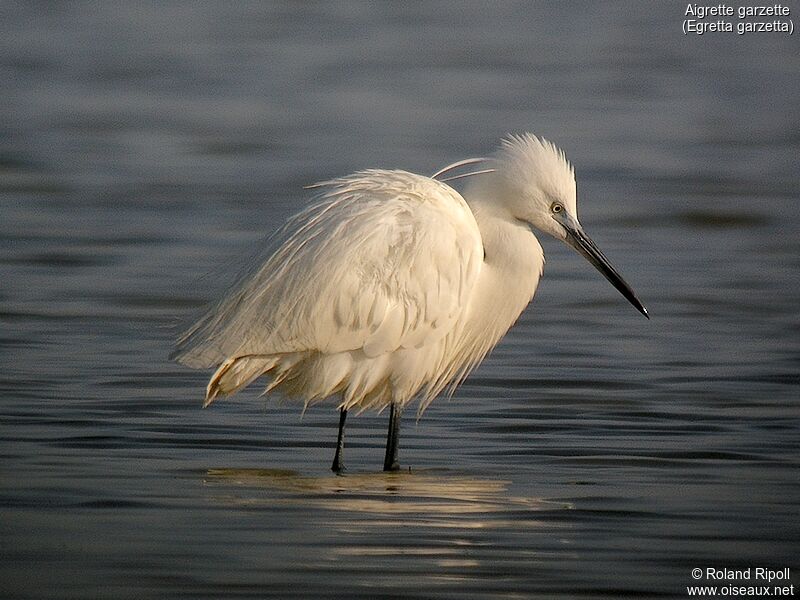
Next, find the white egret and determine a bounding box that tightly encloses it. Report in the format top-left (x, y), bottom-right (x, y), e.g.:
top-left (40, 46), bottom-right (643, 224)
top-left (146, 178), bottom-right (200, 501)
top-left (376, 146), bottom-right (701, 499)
top-left (172, 134), bottom-right (648, 472)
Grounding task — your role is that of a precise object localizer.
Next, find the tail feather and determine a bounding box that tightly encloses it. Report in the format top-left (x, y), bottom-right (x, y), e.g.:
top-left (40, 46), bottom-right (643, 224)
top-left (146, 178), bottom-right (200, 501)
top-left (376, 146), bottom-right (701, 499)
top-left (205, 355), bottom-right (278, 407)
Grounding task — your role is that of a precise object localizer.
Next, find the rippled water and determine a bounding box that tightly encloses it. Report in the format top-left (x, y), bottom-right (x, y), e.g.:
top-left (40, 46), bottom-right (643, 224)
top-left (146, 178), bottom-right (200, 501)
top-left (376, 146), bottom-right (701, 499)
top-left (2, 3), bottom-right (799, 599)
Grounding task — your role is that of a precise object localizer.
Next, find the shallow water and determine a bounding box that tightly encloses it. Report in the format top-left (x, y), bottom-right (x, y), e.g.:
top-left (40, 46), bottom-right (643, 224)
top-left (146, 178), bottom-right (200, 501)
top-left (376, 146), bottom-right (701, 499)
top-left (2, 3), bottom-right (799, 599)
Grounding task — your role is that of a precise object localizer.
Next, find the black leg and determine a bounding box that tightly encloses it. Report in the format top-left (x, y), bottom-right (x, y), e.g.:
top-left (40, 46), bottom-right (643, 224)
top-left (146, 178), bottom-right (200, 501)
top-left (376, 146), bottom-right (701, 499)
top-left (383, 403), bottom-right (402, 471)
top-left (331, 408), bottom-right (347, 473)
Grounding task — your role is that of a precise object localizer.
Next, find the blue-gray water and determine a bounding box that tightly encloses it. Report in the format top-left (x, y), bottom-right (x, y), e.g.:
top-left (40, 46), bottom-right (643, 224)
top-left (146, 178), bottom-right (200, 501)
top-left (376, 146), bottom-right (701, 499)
top-left (2, 3), bottom-right (798, 599)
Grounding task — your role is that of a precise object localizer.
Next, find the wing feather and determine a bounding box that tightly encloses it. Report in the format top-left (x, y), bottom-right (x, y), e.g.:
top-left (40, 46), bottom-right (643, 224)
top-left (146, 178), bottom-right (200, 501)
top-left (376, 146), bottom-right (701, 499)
top-left (172, 169), bottom-right (482, 369)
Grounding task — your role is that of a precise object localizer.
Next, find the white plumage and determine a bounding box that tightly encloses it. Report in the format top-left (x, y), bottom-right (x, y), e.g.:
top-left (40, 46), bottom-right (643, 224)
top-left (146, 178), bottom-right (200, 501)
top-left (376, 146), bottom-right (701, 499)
top-left (172, 133), bottom-right (647, 471)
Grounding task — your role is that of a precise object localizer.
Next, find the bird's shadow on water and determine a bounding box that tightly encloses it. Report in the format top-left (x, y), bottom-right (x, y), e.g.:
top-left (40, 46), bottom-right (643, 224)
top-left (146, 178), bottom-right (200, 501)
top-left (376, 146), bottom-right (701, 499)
top-left (202, 468), bottom-right (569, 518)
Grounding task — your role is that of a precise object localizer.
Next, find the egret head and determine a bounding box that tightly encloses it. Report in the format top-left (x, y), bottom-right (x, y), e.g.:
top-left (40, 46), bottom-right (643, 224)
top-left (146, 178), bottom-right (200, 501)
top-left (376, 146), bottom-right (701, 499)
top-left (490, 133), bottom-right (577, 240)
top-left (490, 133), bottom-right (648, 318)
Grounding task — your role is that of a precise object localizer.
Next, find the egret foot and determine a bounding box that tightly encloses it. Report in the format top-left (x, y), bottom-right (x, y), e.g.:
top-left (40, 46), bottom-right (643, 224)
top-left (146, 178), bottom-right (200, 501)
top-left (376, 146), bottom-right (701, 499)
top-left (331, 408), bottom-right (347, 474)
top-left (383, 403), bottom-right (402, 471)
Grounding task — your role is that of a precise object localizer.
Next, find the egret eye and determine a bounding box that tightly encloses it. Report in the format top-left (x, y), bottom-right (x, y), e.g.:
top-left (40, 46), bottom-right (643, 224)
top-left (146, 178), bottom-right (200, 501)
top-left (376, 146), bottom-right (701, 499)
top-left (551, 203), bottom-right (563, 214)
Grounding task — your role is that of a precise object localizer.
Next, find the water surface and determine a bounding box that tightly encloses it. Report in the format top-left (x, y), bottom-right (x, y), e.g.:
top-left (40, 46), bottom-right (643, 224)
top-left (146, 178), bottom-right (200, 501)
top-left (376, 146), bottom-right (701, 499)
top-left (2, 3), bottom-right (798, 599)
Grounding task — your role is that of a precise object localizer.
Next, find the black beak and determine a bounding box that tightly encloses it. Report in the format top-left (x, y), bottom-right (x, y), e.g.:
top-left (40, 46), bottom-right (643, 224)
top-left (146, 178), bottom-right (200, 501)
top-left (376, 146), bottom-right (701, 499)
top-left (554, 210), bottom-right (649, 318)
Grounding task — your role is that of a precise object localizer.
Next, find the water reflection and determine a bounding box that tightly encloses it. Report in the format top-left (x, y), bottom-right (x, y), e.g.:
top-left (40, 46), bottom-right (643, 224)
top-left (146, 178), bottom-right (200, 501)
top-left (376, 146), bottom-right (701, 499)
top-left (204, 468), bottom-right (566, 519)
top-left (203, 468), bottom-right (571, 575)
